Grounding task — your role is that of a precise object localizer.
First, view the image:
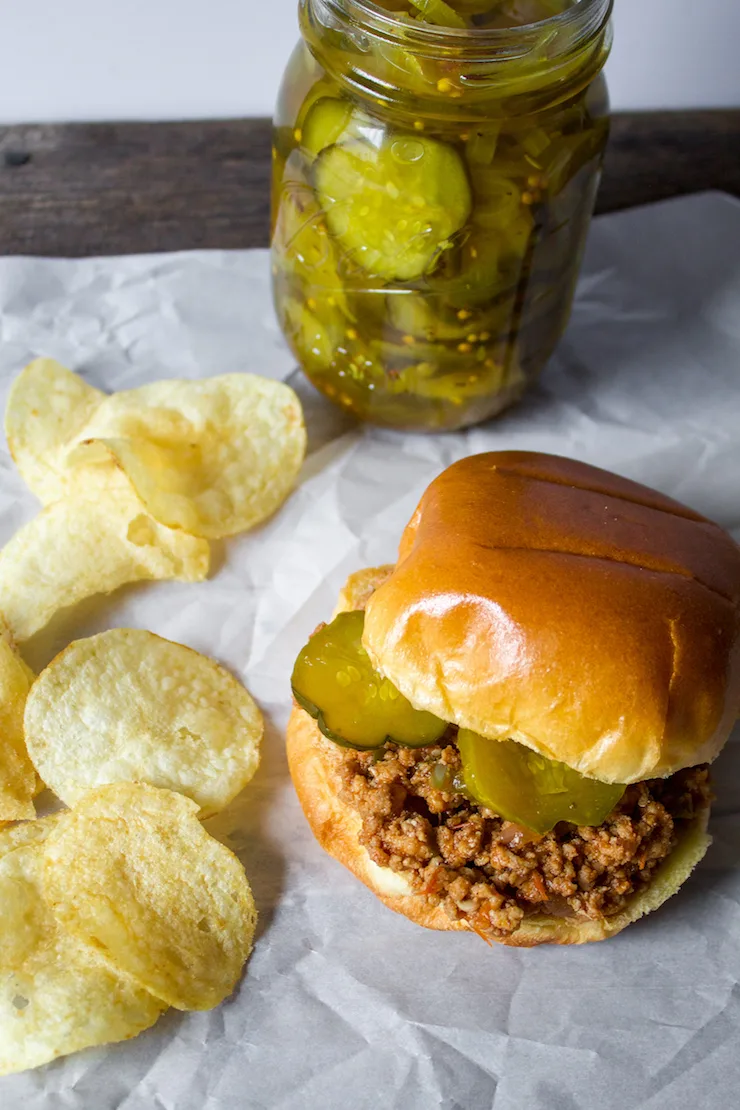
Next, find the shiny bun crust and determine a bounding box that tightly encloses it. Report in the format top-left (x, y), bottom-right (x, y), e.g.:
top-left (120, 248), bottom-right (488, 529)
top-left (286, 568), bottom-right (712, 946)
top-left (363, 452), bottom-right (740, 784)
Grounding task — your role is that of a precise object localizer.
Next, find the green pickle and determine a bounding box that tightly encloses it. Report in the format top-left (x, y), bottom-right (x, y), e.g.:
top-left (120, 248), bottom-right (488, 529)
top-left (315, 134), bottom-right (472, 282)
top-left (292, 611), bottom-right (625, 832)
top-left (301, 97), bottom-right (354, 157)
top-left (292, 611), bottom-right (447, 749)
top-left (407, 0), bottom-right (467, 28)
top-left (272, 0), bottom-right (611, 429)
top-left (457, 729), bottom-right (626, 835)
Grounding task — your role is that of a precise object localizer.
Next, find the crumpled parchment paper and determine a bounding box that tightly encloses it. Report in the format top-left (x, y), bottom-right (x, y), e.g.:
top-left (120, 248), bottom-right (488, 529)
top-left (1, 191), bottom-right (739, 1110)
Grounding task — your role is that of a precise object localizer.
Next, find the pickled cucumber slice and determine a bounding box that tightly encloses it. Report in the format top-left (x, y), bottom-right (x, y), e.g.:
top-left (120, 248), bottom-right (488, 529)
top-left (282, 298), bottom-right (339, 372)
top-left (437, 215), bottom-right (533, 308)
top-left (425, 175), bottom-right (529, 307)
top-left (292, 610), bottom-right (447, 749)
top-left (388, 362), bottom-right (507, 403)
top-left (447, 0), bottom-right (507, 13)
top-left (464, 127), bottom-right (502, 167)
top-left (301, 100), bottom-right (383, 161)
top-left (473, 0), bottom-right (567, 29)
top-left (388, 291), bottom-right (512, 341)
top-left (469, 174), bottom-right (521, 230)
top-left (371, 336), bottom-right (459, 367)
top-left (315, 135), bottom-right (471, 282)
top-left (376, 40), bottom-right (427, 89)
top-left (538, 130), bottom-right (605, 197)
top-left (294, 77), bottom-right (340, 137)
top-left (406, 0), bottom-right (466, 28)
top-left (301, 98), bottom-right (354, 158)
top-left (457, 729), bottom-right (626, 835)
top-left (273, 185), bottom-right (340, 286)
top-left (432, 231), bottom-right (511, 307)
top-left (272, 184), bottom-right (353, 318)
top-left (387, 294), bottom-right (436, 339)
top-left (371, 0), bottom-right (573, 31)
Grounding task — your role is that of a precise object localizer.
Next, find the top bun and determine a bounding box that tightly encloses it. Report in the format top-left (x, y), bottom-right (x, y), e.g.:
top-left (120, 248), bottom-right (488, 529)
top-left (363, 452), bottom-right (740, 784)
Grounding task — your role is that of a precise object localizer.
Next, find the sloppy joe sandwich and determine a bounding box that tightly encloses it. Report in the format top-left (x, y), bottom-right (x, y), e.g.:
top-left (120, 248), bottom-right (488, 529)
top-left (287, 451), bottom-right (740, 945)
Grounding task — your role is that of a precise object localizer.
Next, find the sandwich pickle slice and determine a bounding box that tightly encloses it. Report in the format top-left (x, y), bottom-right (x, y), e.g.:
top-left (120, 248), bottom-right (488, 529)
top-left (291, 610), bottom-right (447, 748)
top-left (457, 729), bottom-right (627, 835)
top-left (293, 613), bottom-right (625, 830)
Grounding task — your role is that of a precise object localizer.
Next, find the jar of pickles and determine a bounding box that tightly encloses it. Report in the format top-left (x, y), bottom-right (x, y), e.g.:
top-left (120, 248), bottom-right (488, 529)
top-left (272, 0), bottom-right (612, 431)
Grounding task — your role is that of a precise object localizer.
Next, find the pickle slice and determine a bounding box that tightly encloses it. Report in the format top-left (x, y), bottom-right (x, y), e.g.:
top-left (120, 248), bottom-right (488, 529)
top-left (388, 292), bottom-right (511, 342)
top-left (292, 610), bottom-right (447, 749)
top-left (426, 174), bottom-right (532, 308)
top-left (301, 97), bottom-right (354, 158)
top-left (388, 361), bottom-right (507, 403)
top-left (406, 0), bottom-right (466, 28)
top-left (281, 298), bottom-right (339, 373)
top-left (469, 174), bottom-right (522, 230)
top-left (272, 182), bottom-right (354, 319)
top-left (465, 128), bottom-right (501, 167)
top-left (457, 729), bottom-right (626, 835)
top-left (315, 135), bottom-right (471, 282)
top-left (293, 77), bottom-right (340, 137)
top-left (273, 185), bottom-right (341, 287)
top-left (432, 225), bottom-right (525, 308)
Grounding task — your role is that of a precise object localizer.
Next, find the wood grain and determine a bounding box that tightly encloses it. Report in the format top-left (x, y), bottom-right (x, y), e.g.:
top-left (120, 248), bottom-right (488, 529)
top-left (0, 111), bottom-right (737, 257)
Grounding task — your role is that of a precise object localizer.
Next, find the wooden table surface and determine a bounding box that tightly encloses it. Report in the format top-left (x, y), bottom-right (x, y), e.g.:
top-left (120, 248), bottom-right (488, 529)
top-left (0, 111), bottom-right (738, 257)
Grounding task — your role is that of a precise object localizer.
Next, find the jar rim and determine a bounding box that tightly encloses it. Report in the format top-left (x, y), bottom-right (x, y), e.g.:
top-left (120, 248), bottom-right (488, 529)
top-left (312, 0), bottom-right (612, 51)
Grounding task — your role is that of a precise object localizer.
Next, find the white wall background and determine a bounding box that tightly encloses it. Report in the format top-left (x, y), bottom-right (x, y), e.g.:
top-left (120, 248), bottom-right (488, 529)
top-left (1, 0), bottom-right (739, 124)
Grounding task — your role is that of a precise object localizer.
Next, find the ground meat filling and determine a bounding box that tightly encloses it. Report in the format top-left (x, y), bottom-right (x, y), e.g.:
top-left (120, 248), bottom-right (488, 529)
top-left (336, 735), bottom-right (712, 938)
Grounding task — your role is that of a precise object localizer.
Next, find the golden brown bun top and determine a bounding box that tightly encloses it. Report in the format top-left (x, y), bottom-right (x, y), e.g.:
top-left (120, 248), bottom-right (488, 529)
top-left (363, 451), bottom-right (740, 783)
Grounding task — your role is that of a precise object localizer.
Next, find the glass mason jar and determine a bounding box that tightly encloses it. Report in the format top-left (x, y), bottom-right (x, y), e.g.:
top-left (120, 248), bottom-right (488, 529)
top-left (272, 0), bottom-right (612, 432)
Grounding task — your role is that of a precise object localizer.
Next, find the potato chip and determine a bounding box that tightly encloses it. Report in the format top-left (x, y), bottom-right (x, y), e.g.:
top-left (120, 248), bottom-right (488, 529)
top-left (4, 358), bottom-right (107, 504)
top-left (25, 628), bottom-right (262, 817)
top-left (0, 814), bottom-right (60, 859)
top-left (43, 783), bottom-right (257, 1011)
top-left (67, 374), bottom-right (306, 537)
top-left (0, 618), bottom-right (36, 820)
top-left (0, 489), bottom-right (209, 642)
top-left (0, 817), bottom-right (164, 1076)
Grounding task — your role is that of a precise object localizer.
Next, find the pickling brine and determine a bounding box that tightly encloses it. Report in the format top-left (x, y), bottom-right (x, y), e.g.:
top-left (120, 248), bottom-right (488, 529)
top-left (272, 0), bottom-right (612, 430)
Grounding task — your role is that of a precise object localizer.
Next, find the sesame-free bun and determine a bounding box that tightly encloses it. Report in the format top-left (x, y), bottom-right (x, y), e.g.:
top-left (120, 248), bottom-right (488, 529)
top-left (286, 568), bottom-right (712, 945)
top-left (363, 452), bottom-right (740, 784)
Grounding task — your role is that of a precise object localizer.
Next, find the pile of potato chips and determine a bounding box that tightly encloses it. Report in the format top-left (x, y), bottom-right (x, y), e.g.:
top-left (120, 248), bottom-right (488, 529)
top-left (1, 358), bottom-right (306, 642)
top-left (0, 621), bottom-right (264, 1075)
top-left (0, 359), bottom-right (301, 1074)
top-left (1, 783), bottom-right (257, 1075)
top-left (0, 356), bottom-right (303, 840)
top-left (0, 627), bottom-right (263, 1075)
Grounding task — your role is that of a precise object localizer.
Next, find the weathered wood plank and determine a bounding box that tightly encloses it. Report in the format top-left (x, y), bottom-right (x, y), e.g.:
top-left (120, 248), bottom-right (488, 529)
top-left (0, 111), bottom-right (737, 257)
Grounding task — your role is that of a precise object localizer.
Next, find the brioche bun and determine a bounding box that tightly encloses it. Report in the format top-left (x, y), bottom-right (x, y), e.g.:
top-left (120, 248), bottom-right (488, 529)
top-left (363, 452), bottom-right (740, 784)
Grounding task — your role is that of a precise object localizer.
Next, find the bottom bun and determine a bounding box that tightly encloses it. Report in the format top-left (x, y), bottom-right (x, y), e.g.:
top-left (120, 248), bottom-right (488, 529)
top-left (287, 707), bottom-right (712, 946)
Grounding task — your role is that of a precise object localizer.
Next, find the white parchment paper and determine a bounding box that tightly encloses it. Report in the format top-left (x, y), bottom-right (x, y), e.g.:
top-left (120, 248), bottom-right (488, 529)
top-left (1, 191), bottom-right (740, 1110)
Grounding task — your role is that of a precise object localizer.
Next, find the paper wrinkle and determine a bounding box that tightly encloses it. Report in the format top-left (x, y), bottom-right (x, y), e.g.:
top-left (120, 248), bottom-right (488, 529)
top-left (633, 982), bottom-right (740, 1110)
top-left (1, 192), bottom-right (740, 1108)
